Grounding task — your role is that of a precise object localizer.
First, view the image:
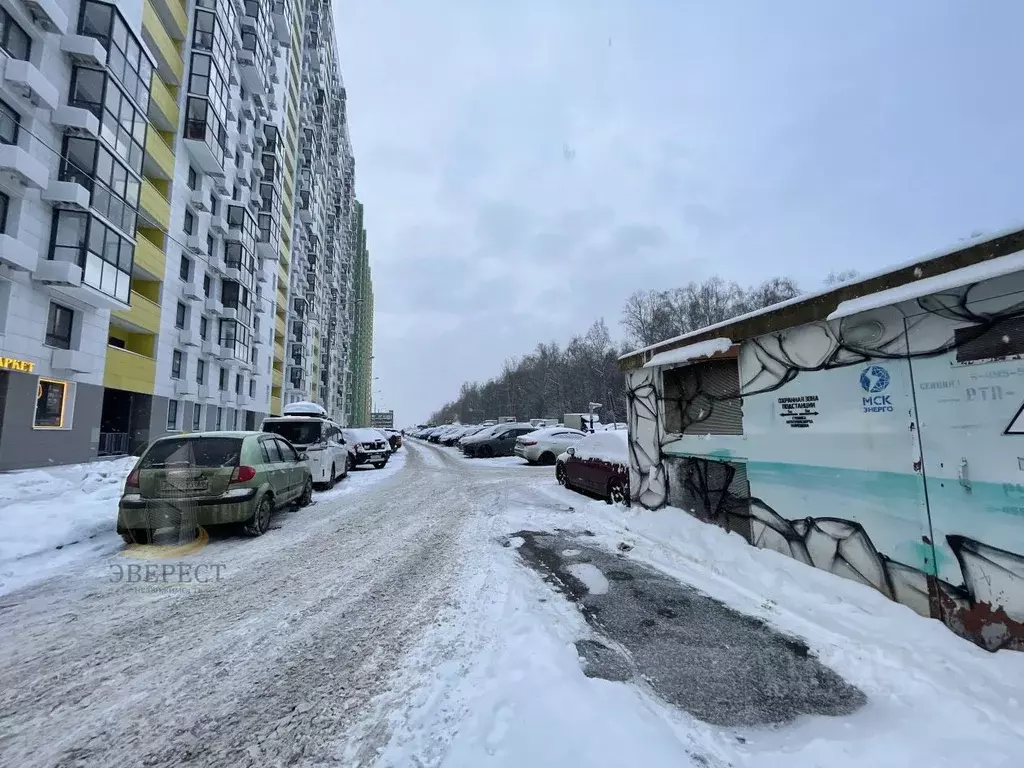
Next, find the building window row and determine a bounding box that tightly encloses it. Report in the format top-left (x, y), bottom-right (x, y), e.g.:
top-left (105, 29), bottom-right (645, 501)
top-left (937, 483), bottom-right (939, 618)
top-left (69, 66), bottom-right (148, 175)
top-left (77, 0), bottom-right (152, 112)
top-left (49, 210), bottom-right (133, 304)
top-left (0, 8), bottom-right (31, 61)
top-left (61, 136), bottom-right (141, 237)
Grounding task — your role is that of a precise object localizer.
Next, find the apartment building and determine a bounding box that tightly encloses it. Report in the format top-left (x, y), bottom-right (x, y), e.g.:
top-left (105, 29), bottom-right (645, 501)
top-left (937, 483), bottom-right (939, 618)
top-left (0, 0), bottom-right (366, 470)
top-left (283, 0), bottom-right (357, 424)
top-left (347, 198), bottom-right (372, 427)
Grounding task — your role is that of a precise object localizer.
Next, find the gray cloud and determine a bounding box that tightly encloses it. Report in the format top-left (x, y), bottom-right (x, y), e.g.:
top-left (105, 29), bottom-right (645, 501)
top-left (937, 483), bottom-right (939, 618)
top-left (336, 0), bottom-right (1024, 423)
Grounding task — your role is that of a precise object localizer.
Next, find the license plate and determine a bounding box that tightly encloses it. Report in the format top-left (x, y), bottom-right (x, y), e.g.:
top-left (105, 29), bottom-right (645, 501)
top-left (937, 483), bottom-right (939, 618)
top-left (368, 452), bottom-right (383, 460)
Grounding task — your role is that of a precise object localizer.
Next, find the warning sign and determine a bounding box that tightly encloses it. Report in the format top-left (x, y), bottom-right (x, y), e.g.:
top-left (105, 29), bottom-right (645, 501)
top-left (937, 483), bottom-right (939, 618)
top-left (777, 395), bottom-right (819, 429)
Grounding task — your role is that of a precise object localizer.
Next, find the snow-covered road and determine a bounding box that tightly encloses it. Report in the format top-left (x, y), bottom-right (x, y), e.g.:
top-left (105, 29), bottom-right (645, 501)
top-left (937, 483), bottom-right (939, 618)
top-left (0, 444), bottom-right (517, 766)
top-left (1, 440), bottom-right (1023, 768)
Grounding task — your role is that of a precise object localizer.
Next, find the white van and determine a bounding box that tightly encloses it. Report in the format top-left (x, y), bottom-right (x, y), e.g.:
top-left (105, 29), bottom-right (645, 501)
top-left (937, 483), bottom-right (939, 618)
top-left (261, 402), bottom-right (349, 489)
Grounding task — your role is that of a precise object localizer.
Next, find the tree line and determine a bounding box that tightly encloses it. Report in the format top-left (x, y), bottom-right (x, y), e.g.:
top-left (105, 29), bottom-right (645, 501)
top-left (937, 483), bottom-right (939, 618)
top-left (426, 271), bottom-right (858, 425)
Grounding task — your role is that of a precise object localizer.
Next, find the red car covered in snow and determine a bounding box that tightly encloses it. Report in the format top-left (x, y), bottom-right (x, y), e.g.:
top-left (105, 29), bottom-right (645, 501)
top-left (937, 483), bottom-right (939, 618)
top-left (555, 429), bottom-right (630, 505)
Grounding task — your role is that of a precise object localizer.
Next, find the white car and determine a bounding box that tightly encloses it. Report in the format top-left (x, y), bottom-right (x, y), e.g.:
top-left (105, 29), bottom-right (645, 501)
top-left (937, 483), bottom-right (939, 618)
top-left (261, 403), bottom-right (349, 489)
top-left (514, 427), bottom-right (588, 465)
top-left (343, 428), bottom-right (392, 470)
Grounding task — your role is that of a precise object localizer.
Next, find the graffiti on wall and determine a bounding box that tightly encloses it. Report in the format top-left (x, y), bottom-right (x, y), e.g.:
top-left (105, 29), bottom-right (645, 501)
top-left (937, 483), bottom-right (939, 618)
top-left (672, 456), bottom-right (1024, 651)
top-left (660, 282), bottom-right (1024, 432)
top-left (624, 280), bottom-right (1024, 650)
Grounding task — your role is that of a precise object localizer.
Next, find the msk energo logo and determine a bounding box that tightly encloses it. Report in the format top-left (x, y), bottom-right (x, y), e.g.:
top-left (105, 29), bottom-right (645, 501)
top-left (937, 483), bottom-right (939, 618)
top-left (860, 364), bottom-right (894, 413)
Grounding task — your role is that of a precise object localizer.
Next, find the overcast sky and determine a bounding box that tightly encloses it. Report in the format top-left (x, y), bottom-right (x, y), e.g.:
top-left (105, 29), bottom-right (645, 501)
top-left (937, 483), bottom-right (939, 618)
top-left (333, 0), bottom-right (1024, 425)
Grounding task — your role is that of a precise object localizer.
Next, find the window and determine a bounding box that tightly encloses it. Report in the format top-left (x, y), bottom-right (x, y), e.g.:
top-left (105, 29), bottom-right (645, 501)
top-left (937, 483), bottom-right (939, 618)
top-left (207, 233), bottom-right (215, 258)
top-left (171, 349), bottom-right (183, 379)
top-left (0, 99), bottom-right (20, 145)
top-left (192, 404), bottom-right (203, 431)
top-left (167, 399), bottom-right (179, 431)
top-left (34, 380), bottom-right (68, 428)
top-left (49, 210), bottom-right (132, 303)
top-left (219, 366), bottom-right (227, 391)
top-left (58, 134), bottom-right (140, 236)
top-left (187, 166), bottom-right (197, 190)
top-left (235, 373), bottom-right (242, 394)
top-left (276, 439), bottom-right (299, 463)
top-left (196, 358), bottom-right (205, 384)
top-left (203, 272), bottom-right (212, 297)
top-left (215, 406), bottom-right (223, 430)
top-left (175, 301), bottom-right (186, 329)
top-left (199, 315), bottom-right (208, 340)
top-left (229, 409), bottom-right (237, 430)
top-left (249, 379), bottom-right (255, 398)
top-left (0, 9), bottom-right (32, 61)
top-left (0, 192), bottom-right (9, 234)
top-left (45, 303), bottom-right (74, 349)
top-left (184, 209), bottom-right (195, 235)
top-left (77, 1), bottom-right (152, 112)
top-left (179, 254), bottom-right (192, 281)
top-left (261, 438), bottom-right (281, 463)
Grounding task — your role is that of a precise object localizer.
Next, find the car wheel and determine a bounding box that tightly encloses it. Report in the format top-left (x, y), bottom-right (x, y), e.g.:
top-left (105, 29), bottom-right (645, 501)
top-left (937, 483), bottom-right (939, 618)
top-left (555, 462), bottom-right (568, 487)
top-left (298, 478), bottom-right (314, 507)
top-left (328, 463), bottom-right (337, 489)
top-left (244, 494), bottom-right (273, 537)
top-left (540, 451), bottom-right (556, 465)
top-left (479, 445), bottom-right (493, 458)
top-left (608, 478), bottom-right (628, 506)
top-left (347, 454), bottom-right (355, 472)
top-left (372, 461), bottom-right (387, 470)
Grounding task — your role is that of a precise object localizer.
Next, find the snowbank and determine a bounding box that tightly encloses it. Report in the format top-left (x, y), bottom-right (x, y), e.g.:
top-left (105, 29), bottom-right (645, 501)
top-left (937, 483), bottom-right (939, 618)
top-left (571, 430), bottom-right (628, 463)
top-left (0, 457), bottom-right (135, 594)
top-left (643, 337), bottom-right (734, 368)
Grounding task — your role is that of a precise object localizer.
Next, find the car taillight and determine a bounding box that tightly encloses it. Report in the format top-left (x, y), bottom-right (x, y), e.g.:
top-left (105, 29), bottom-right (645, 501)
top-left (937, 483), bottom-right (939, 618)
top-left (124, 468), bottom-right (140, 490)
top-left (231, 465), bottom-right (257, 483)
top-left (520, 439), bottom-right (537, 446)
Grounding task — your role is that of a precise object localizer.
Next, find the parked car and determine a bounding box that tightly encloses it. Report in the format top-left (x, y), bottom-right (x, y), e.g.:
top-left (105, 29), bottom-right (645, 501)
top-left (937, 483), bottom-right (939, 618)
top-left (455, 425), bottom-right (489, 446)
top-left (117, 432), bottom-right (314, 542)
top-left (441, 425), bottom-right (475, 445)
top-left (514, 427), bottom-right (587, 465)
top-left (463, 423), bottom-right (537, 458)
top-left (555, 430), bottom-right (629, 505)
top-left (342, 428), bottom-right (392, 470)
top-left (261, 407), bottom-right (348, 490)
top-left (384, 429), bottom-right (403, 450)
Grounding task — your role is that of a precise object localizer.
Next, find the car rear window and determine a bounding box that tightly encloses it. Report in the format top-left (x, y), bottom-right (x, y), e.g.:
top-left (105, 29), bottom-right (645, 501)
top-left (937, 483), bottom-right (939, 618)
top-left (140, 437), bottom-right (243, 469)
top-left (262, 419), bottom-right (322, 445)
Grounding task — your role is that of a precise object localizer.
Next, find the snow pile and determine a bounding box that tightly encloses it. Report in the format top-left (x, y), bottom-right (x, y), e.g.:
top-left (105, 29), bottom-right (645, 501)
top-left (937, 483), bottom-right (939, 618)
top-left (643, 337), bottom-right (733, 368)
top-left (571, 430), bottom-right (628, 463)
top-left (0, 457), bottom-right (135, 593)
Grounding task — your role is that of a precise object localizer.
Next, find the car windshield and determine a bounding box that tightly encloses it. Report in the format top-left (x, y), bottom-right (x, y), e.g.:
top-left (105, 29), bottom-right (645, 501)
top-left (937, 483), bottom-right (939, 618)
top-left (263, 420), bottom-right (323, 445)
top-left (139, 437), bottom-right (243, 469)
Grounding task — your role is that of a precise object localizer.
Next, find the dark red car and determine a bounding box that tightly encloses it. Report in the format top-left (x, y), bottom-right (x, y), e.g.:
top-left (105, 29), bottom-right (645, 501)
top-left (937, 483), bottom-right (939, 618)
top-left (555, 430), bottom-right (630, 505)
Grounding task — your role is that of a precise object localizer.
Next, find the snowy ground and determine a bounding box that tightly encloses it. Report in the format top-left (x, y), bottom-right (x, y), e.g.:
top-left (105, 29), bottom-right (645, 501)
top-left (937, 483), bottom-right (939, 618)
top-left (1, 440), bottom-right (1022, 767)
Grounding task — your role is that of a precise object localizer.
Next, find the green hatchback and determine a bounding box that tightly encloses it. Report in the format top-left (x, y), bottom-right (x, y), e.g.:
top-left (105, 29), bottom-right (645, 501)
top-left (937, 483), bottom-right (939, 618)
top-left (116, 431), bottom-right (314, 541)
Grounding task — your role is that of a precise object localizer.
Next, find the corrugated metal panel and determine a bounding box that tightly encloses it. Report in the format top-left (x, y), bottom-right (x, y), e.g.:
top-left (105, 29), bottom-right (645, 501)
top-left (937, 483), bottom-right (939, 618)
top-left (663, 359), bottom-right (743, 435)
top-left (954, 316), bottom-right (1024, 363)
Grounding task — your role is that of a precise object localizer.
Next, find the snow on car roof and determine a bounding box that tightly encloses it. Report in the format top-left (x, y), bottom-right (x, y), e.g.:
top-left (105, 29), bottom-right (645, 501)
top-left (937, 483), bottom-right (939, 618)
top-left (344, 428), bottom-right (389, 442)
top-left (572, 430), bottom-right (628, 464)
top-left (283, 401), bottom-right (328, 416)
top-left (531, 426), bottom-right (586, 437)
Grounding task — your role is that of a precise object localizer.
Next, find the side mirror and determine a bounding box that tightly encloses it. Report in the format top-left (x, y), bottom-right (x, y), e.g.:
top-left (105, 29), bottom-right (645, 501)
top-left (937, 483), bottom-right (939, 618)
top-left (567, 447), bottom-right (576, 457)
top-left (298, 452), bottom-right (309, 462)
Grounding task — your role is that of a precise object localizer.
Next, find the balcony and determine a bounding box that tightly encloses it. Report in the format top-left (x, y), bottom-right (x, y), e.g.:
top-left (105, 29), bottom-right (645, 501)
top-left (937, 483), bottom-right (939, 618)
top-left (149, 0), bottom-right (188, 40)
top-left (142, 0), bottom-right (183, 84)
top-left (144, 130), bottom-right (175, 180)
top-left (51, 105), bottom-right (100, 139)
top-left (3, 59), bottom-right (59, 111)
top-left (33, 259), bottom-right (129, 311)
top-left (205, 295), bottom-right (224, 315)
top-left (61, 35), bottom-right (106, 68)
top-left (0, 144), bottom-right (48, 190)
top-left (140, 179), bottom-right (171, 231)
top-left (23, 0), bottom-right (69, 34)
top-left (104, 346), bottom-right (156, 393)
top-left (148, 73), bottom-right (179, 132)
top-left (133, 233), bottom-right (164, 279)
top-left (111, 291), bottom-right (162, 335)
top-left (41, 180), bottom-right (90, 211)
top-left (0, 233), bottom-right (37, 272)
top-left (51, 348), bottom-right (94, 373)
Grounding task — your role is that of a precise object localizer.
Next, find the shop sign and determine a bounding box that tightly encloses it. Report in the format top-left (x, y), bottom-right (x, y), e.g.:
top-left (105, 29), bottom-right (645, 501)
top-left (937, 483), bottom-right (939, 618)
top-left (0, 356), bottom-right (35, 373)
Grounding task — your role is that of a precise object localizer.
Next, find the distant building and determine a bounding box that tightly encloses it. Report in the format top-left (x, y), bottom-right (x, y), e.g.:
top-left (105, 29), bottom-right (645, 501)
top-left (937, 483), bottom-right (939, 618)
top-left (370, 410), bottom-right (394, 429)
top-left (346, 202), bottom-right (373, 426)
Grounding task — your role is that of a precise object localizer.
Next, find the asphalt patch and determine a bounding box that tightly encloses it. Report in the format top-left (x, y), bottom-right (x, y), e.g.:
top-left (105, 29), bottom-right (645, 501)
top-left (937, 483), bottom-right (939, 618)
top-left (511, 530), bottom-right (867, 727)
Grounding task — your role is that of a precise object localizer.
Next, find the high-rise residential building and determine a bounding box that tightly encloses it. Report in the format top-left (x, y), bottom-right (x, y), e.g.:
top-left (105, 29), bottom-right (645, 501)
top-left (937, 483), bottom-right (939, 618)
top-left (347, 199), bottom-right (372, 427)
top-left (0, 0), bottom-right (367, 471)
top-left (283, 0), bottom-right (357, 424)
